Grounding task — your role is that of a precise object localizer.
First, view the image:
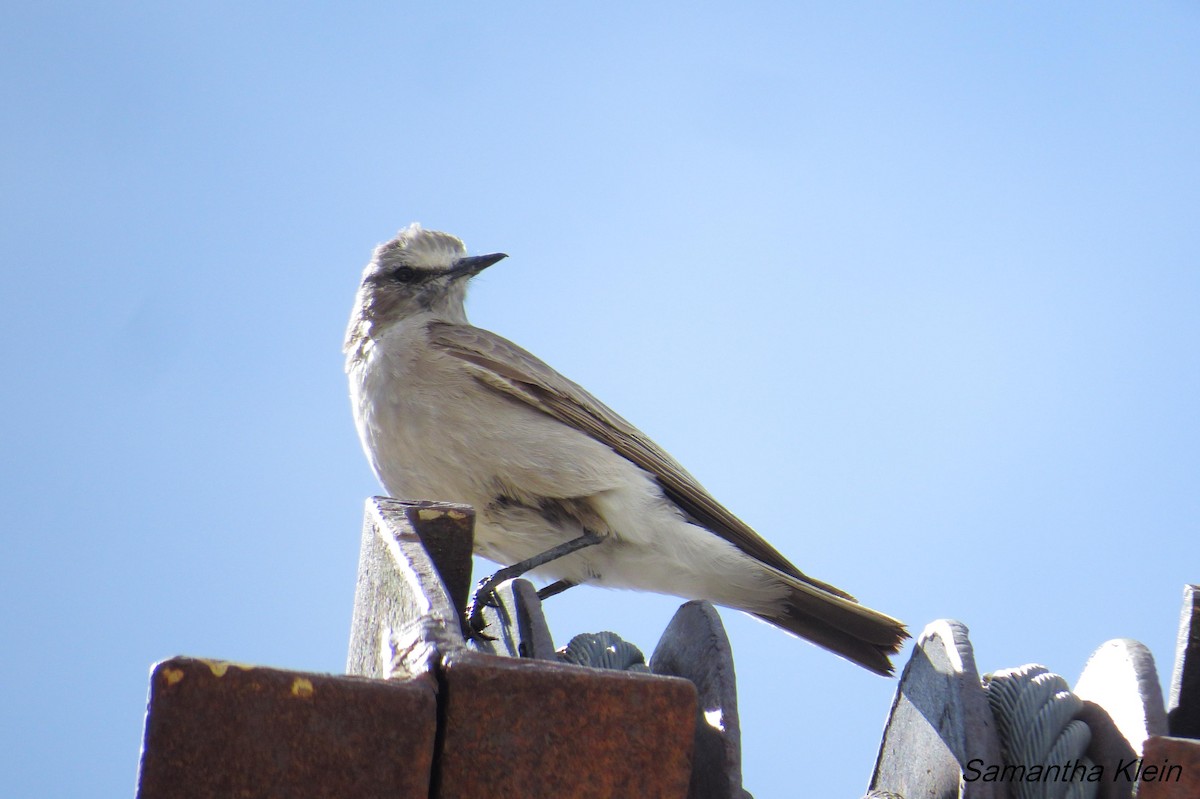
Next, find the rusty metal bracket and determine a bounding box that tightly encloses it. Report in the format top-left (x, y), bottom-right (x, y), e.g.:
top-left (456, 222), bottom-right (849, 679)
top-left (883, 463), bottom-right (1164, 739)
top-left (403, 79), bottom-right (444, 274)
top-left (137, 497), bottom-right (754, 798)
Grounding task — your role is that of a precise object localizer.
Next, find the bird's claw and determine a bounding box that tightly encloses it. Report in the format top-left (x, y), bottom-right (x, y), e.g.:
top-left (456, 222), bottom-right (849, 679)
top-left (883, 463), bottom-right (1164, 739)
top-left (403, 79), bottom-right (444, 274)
top-left (465, 577), bottom-right (503, 640)
top-left (466, 622), bottom-right (497, 643)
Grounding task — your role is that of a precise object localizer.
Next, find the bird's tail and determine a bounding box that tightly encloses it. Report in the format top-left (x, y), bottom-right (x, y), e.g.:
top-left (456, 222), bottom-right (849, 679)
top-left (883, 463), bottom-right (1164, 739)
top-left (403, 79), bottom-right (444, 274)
top-left (755, 571), bottom-right (909, 676)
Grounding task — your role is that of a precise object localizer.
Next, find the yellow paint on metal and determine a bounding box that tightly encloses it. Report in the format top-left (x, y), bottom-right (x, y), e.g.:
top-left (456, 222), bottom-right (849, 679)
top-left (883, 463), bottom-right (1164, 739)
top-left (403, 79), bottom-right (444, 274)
top-left (418, 507), bottom-right (466, 520)
top-left (201, 659), bottom-right (254, 677)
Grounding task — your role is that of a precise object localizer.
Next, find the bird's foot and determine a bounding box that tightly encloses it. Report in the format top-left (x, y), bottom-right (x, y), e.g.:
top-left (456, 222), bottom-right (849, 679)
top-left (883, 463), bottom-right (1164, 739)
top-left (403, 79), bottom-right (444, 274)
top-left (464, 532), bottom-right (602, 639)
top-left (466, 573), bottom-right (507, 640)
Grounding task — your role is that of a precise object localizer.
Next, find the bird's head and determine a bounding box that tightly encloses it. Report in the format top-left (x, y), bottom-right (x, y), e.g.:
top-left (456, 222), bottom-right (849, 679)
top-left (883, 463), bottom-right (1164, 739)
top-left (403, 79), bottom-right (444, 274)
top-left (345, 224), bottom-right (506, 359)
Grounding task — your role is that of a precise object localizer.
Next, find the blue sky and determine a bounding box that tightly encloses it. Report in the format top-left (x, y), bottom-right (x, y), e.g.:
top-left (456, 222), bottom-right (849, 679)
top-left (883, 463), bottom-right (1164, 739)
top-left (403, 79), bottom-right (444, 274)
top-left (2, 3), bottom-right (1198, 797)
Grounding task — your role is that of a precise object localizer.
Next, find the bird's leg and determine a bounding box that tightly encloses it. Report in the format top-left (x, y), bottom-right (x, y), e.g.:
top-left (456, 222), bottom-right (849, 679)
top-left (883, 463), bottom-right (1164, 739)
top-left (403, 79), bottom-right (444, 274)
top-left (468, 530), bottom-right (602, 637)
top-left (536, 580), bottom-right (576, 600)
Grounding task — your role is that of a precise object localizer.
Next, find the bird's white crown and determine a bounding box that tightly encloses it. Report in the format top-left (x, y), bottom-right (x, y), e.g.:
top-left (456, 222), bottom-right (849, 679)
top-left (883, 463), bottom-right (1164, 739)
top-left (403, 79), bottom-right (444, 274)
top-left (376, 223), bottom-right (466, 271)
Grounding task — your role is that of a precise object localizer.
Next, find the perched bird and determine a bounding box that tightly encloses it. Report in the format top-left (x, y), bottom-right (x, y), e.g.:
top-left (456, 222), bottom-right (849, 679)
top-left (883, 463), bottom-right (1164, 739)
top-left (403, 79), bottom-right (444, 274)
top-left (345, 224), bottom-right (908, 675)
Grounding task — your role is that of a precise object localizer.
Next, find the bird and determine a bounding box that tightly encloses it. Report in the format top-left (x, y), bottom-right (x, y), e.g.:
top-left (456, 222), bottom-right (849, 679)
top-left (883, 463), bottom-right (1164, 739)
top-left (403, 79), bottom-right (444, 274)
top-left (344, 224), bottom-right (908, 675)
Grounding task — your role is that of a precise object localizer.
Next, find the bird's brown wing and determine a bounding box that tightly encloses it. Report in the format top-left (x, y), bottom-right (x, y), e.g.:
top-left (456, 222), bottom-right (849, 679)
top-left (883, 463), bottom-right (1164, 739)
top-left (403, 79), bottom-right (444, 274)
top-left (427, 320), bottom-right (855, 601)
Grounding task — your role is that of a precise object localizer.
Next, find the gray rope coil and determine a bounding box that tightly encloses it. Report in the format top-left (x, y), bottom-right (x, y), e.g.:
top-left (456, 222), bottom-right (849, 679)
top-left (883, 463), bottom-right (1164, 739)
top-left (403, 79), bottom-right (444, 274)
top-left (982, 664), bottom-right (1097, 799)
top-left (557, 631), bottom-right (650, 672)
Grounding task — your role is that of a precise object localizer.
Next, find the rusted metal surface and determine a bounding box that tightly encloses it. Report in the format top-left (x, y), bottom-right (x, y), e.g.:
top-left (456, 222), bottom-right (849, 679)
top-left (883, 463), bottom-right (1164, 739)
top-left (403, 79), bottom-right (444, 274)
top-left (137, 498), bottom-right (706, 797)
top-left (136, 656), bottom-right (437, 799)
top-left (350, 495), bottom-right (707, 796)
top-left (436, 649), bottom-right (697, 798)
top-left (1134, 735), bottom-right (1200, 799)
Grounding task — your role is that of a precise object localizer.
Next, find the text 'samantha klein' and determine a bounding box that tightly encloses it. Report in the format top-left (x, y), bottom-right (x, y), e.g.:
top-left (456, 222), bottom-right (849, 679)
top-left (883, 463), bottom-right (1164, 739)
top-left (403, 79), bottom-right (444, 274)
top-left (964, 758), bottom-right (1182, 785)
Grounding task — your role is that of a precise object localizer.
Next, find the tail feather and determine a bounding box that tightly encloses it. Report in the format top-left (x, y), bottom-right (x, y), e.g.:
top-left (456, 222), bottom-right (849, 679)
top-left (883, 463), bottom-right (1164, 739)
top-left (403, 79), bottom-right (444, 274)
top-left (756, 574), bottom-right (909, 676)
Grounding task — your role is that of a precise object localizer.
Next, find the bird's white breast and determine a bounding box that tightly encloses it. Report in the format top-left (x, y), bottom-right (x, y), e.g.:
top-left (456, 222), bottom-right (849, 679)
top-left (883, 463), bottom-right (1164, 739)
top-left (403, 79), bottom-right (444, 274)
top-left (349, 317), bottom-right (633, 514)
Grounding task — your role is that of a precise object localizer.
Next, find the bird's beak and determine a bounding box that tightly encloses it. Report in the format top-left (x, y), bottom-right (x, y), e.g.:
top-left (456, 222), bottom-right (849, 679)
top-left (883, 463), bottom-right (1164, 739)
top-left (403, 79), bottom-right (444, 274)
top-left (447, 252), bottom-right (508, 280)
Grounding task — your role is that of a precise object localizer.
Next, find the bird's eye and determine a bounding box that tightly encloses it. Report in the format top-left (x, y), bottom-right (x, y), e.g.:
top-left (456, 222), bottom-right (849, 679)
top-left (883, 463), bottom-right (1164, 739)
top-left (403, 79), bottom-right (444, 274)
top-left (392, 266), bottom-right (417, 283)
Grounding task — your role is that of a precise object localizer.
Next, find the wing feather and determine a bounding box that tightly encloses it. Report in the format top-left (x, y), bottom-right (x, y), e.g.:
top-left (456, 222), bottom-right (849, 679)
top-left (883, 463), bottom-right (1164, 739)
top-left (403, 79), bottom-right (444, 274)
top-left (428, 321), bottom-right (855, 600)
